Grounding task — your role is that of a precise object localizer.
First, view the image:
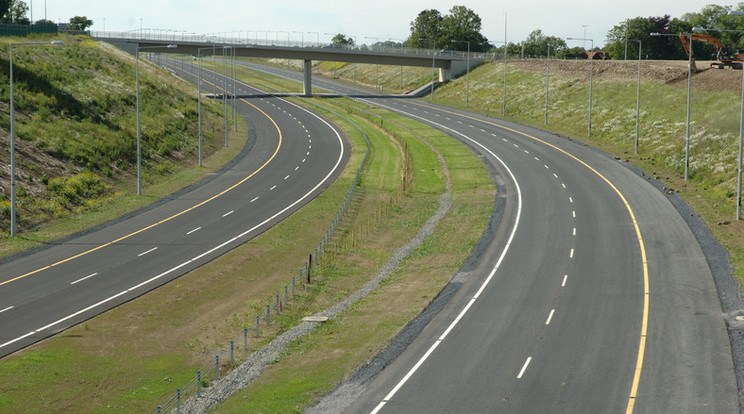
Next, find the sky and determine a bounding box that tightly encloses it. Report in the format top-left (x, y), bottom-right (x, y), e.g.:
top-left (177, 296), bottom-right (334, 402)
top-left (32, 0), bottom-right (729, 48)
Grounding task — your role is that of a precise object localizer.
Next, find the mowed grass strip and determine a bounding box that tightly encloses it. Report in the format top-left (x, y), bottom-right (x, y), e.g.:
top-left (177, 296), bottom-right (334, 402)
top-left (212, 102), bottom-right (495, 413)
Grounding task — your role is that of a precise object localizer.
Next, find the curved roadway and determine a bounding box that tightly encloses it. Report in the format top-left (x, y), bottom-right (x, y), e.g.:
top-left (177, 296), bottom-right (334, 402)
top-left (241, 63), bottom-right (738, 412)
top-left (0, 58), bottom-right (350, 359)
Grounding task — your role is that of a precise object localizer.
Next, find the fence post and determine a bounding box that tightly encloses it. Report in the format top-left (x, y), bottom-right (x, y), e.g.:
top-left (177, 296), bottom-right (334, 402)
top-left (308, 255), bottom-right (312, 283)
top-left (197, 371), bottom-right (201, 397)
top-left (256, 315), bottom-right (260, 335)
top-left (231, 341), bottom-right (234, 365)
top-left (216, 355), bottom-right (220, 381)
top-left (266, 305), bottom-right (270, 325)
top-left (177, 389), bottom-right (181, 414)
top-left (285, 285), bottom-right (288, 305)
top-left (244, 327), bottom-right (248, 349)
top-left (292, 276), bottom-right (296, 296)
top-left (157, 406), bottom-right (161, 414)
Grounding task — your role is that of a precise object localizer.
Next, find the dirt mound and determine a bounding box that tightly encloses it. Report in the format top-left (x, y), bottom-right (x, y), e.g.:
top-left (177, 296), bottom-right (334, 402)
top-left (506, 58), bottom-right (739, 92)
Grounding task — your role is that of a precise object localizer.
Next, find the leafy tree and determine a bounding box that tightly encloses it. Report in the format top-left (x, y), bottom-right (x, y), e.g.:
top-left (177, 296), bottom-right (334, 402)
top-left (406, 9), bottom-right (444, 49)
top-left (556, 46), bottom-right (588, 59)
top-left (522, 29), bottom-right (567, 57)
top-left (441, 6), bottom-right (489, 52)
top-left (330, 33), bottom-right (354, 47)
top-left (406, 6), bottom-right (489, 51)
top-left (68, 16), bottom-right (93, 31)
top-left (604, 17), bottom-right (656, 59)
top-left (2, 0), bottom-right (29, 24)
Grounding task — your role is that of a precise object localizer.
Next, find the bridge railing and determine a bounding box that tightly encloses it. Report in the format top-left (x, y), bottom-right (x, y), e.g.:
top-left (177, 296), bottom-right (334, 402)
top-left (91, 31), bottom-right (494, 61)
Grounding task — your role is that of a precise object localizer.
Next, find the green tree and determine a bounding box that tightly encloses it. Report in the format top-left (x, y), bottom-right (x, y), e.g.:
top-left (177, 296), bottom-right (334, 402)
top-left (68, 16), bottom-right (93, 31)
top-left (522, 29), bottom-right (567, 57)
top-left (406, 9), bottom-right (444, 49)
top-left (2, 0), bottom-right (29, 24)
top-left (556, 46), bottom-right (587, 59)
top-left (330, 33), bottom-right (354, 47)
top-left (604, 17), bottom-right (656, 59)
top-left (441, 6), bottom-right (489, 52)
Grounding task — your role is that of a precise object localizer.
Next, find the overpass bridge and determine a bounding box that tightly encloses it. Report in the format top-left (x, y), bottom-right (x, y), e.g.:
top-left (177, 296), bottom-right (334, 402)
top-left (94, 32), bottom-right (489, 96)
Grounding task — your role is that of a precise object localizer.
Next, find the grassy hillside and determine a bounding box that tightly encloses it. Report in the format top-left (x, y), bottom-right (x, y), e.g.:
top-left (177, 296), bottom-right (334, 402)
top-left (325, 57), bottom-right (744, 287)
top-left (0, 34), bottom-right (228, 248)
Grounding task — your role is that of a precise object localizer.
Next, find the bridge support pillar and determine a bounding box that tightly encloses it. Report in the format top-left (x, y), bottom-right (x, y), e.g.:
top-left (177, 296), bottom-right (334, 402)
top-left (303, 60), bottom-right (312, 97)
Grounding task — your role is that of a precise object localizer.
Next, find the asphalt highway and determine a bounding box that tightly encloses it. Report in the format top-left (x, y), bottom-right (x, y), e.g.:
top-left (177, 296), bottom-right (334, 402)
top-left (241, 62), bottom-right (739, 413)
top-left (0, 57), bottom-right (350, 359)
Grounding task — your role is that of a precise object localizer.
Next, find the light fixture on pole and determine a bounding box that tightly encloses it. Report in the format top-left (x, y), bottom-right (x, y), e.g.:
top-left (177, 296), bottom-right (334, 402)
top-left (567, 37), bottom-right (594, 136)
top-left (197, 46), bottom-right (215, 167)
top-left (136, 43), bottom-right (177, 196)
top-left (545, 44), bottom-right (550, 125)
top-left (651, 32), bottom-right (692, 181)
top-left (8, 40), bottom-right (64, 237)
top-left (695, 25), bottom-right (744, 219)
top-left (631, 39), bottom-right (642, 154)
top-left (451, 40), bottom-right (471, 107)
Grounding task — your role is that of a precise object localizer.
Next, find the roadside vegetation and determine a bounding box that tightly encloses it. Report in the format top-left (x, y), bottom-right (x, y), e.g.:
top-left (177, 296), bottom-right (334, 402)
top-left (0, 50), bottom-right (495, 413)
top-left (324, 57), bottom-right (744, 288)
top-left (0, 34), bottom-right (233, 257)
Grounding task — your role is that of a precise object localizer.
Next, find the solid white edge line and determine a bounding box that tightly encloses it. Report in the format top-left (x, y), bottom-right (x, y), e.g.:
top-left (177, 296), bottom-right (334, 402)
top-left (71, 272), bottom-right (99, 285)
top-left (517, 357), bottom-right (532, 379)
top-left (0, 88), bottom-right (348, 354)
top-left (357, 99), bottom-right (522, 412)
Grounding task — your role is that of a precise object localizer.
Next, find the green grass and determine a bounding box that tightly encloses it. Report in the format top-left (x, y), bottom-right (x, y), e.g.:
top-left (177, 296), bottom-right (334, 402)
top-left (214, 99), bottom-right (494, 413)
top-left (0, 35), bottom-right (231, 253)
top-left (0, 61), bottom-right (496, 413)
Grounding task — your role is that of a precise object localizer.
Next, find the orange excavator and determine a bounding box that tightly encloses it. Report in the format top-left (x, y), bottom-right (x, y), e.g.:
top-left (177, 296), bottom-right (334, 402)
top-left (680, 32), bottom-right (744, 71)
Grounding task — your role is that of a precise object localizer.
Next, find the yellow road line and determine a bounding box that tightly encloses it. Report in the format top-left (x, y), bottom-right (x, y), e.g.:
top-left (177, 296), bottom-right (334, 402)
top-left (412, 103), bottom-right (649, 413)
top-left (0, 74), bottom-right (283, 288)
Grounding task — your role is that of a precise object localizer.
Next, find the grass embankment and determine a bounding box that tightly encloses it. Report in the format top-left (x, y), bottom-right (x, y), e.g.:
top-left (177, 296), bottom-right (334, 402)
top-left (0, 35), bottom-right (235, 257)
top-left (328, 59), bottom-right (744, 289)
top-left (0, 63), bottom-right (495, 413)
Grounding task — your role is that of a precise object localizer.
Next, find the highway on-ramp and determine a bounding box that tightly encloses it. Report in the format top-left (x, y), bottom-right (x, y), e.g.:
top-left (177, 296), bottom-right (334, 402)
top-left (0, 59), bottom-right (350, 359)
top-left (241, 63), bottom-right (738, 413)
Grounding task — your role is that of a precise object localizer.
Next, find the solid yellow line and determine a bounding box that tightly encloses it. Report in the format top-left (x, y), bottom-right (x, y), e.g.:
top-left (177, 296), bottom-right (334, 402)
top-left (412, 103), bottom-right (649, 413)
top-left (0, 82), bottom-right (283, 288)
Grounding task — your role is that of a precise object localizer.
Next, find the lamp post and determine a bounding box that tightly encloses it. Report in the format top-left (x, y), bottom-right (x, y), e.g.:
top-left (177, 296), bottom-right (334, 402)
top-left (651, 32), bottom-right (692, 181)
top-left (567, 37), bottom-right (594, 136)
top-left (545, 44), bottom-right (550, 125)
top-left (696, 24), bottom-right (744, 218)
top-left (293, 31), bottom-right (304, 47)
top-left (137, 44), bottom-right (177, 195)
top-left (503, 13), bottom-right (508, 115)
top-left (196, 46), bottom-right (216, 167)
top-left (8, 40), bottom-right (64, 237)
top-left (450, 40), bottom-right (470, 107)
top-left (631, 39), bottom-right (642, 154)
top-left (365, 37), bottom-right (379, 89)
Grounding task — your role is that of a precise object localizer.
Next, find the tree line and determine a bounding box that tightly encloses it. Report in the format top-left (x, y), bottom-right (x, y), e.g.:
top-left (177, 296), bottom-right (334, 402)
top-left (330, 3), bottom-right (742, 61)
top-left (0, 0), bottom-right (92, 30)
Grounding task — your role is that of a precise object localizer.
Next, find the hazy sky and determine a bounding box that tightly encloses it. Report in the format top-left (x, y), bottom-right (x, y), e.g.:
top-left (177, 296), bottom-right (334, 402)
top-left (34, 1), bottom-right (726, 47)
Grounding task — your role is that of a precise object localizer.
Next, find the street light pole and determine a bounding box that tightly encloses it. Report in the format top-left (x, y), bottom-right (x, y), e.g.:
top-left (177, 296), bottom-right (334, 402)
top-left (696, 22), bottom-right (744, 218)
top-left (136, 44), bottom-right (177, 195)
top-left (545, 44), bottom-right (550, 125)
top-left (567, 37), bottom-right (594, 136)
top-left (632, 39), bottom-right (642, 154)
top-left (8, 40), bottom-right (64, 237)
top-left (651, 32), bottom-right (692, 181)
